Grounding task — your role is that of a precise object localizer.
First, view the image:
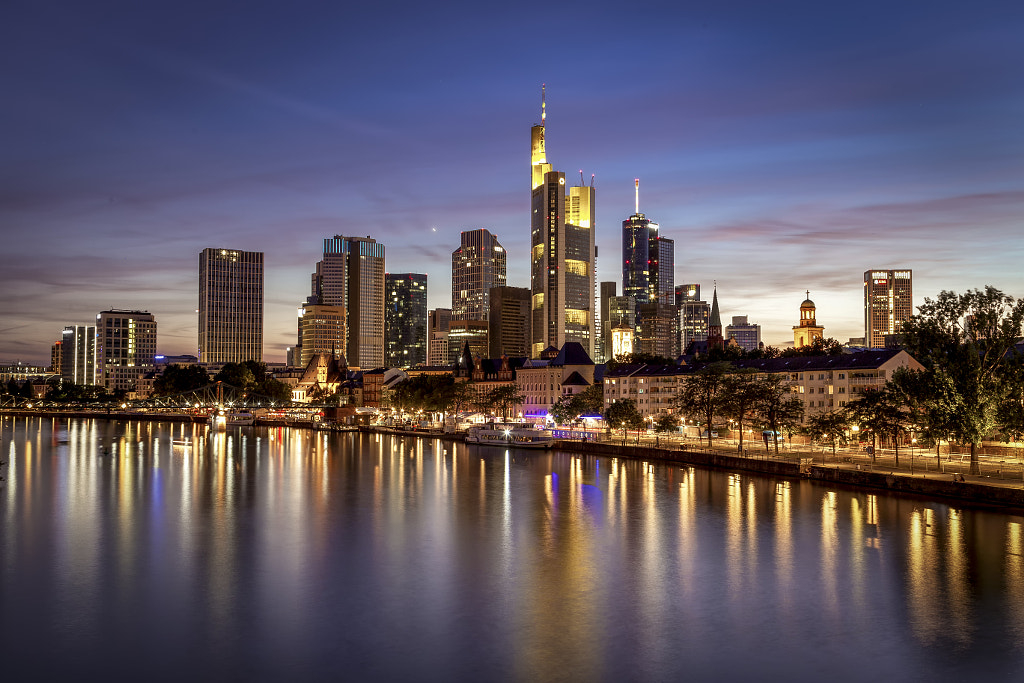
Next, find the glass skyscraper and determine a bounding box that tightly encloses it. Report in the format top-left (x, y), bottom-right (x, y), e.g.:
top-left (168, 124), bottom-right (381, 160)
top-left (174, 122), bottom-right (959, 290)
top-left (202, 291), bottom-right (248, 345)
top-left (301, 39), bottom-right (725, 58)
top-left (198, 248), bottom-right (263, 364)
top-left (385, 273), bottom-right (427, 367)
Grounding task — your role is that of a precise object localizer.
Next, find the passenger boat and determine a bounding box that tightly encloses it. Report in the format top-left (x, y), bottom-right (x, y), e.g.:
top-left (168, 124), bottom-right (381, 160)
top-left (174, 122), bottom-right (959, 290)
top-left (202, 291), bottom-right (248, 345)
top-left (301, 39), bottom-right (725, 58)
top-left (208, 410), bottom-right (255, 429)
top-left (465, 423), bottom-right (554, 449)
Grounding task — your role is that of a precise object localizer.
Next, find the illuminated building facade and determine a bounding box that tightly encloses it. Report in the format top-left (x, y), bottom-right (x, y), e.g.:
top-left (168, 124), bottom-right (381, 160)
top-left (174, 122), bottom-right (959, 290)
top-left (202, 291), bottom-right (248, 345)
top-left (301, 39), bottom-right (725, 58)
top-left (312, 236), bottom-right (385, 369)
top-left (198, 248), bottom-right (263, 364)
top-left (452, 229), bottom-right (506, 322)
top-left (60, 324), bottom-right (97, 385)
top-left (427, 308), bottom-right (451, 367)
top-left (385, 273), bottom-right (427, 367)
top-left (448, 320), bottom-right (489, 367)
top-left (725, 315), bottom-right (761, 352)
top-left (597, 281), bottom-right (617, 363)
top-left (299, 304), bottom-right (346, 368)
top-left (622, 179), bottom-right (673, 316)
top-left (488, 286), bottom-right (531, 358)
top-left (530, 88), bottom-right (596, 357)
top-left (97, 309), bottom-right (157, 392)
top-left (793, 293), bottom-right (825, 348)
top-left (864, 269), bottom-right (912, 348)
top-left (637, 302), bottom-right (679, 358)
top-left (607, 295), bottom-right (635, 359)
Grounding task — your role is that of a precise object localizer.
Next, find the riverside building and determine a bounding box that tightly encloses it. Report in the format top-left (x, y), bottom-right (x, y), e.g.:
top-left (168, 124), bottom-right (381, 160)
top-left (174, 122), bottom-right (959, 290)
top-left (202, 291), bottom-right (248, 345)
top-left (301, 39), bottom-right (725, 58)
top-left (198, 248), bottom-right (263, 364)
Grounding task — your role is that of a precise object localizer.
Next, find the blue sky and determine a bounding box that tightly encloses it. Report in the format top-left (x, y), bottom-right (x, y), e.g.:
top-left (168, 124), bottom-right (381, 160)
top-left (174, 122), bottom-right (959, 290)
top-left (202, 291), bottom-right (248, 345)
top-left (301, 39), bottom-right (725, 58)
top-left (2, 0), bottom-right (1023, 364)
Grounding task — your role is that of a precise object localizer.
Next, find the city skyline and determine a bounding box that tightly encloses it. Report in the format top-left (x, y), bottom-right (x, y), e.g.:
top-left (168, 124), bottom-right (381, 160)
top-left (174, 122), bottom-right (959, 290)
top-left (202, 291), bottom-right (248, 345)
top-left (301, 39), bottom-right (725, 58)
top-left (3, 1), bottom-right (1023, 364)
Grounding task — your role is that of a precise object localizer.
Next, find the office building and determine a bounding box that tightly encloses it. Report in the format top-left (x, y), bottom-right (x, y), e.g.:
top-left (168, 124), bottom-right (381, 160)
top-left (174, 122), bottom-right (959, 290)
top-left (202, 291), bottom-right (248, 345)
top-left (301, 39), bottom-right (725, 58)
top-left (385, 273), bottom-right (427, 367)
top-left (793, 292), bottom-right (825, 348)
top-left (637, 302), bottom-right (679, 359)
top-left (198, 248), bottom-right (263, 364)
top-left (725, 315), bottom-right (761, 352)
top-left (427, 308), bottom-right (451, 367)
top-left (299, 304), bottom-right (346, 368)
top-left (452, 229), bottom-right (506, 321)
top-left (598, 281), bottom-right (617, 363)
top-left (676, 284), bottom-right (709, 353)
top-left (97, 310), bottom-right (157, 392)
top-left (60, 324), bottom-right (97, 385)
top-left (864, 269), bottom-right (913, 348)
top-left (530, 88), bottom-right (596, 357)
top-left (607, 295), bottom-right (636, 359)
top-left (311, 236), bottom-right (385, 368)
top-left (622, 179), bottom-right (673, 314)
top-left (51, 341), bottom-right (62, 374)
top-left (488, 286), bottom-right (531, 358)
top-left (448, 320), bottom-right (489, 366)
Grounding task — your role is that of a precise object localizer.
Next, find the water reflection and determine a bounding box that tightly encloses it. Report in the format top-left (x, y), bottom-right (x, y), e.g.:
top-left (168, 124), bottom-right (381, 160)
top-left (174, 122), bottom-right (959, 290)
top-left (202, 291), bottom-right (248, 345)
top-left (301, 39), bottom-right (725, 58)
top-left (2, 416), bottom-right (1024, 681)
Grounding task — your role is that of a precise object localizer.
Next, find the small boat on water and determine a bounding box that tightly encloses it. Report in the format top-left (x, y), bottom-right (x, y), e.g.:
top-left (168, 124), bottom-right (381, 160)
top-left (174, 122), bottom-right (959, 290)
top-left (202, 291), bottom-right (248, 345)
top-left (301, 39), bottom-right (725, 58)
top-left (209, 410), bottom-right (256, 429)
top-left (465, 423), bottom-right (554, 449)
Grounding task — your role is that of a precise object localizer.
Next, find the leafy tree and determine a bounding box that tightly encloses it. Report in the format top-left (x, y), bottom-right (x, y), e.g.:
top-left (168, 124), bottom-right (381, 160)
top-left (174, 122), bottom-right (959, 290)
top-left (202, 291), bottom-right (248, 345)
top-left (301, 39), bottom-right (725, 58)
top-left (805, 410), bottom-right (850, 460)
top-left (255, 377), bottom-right (293, 404)
top-left (654, 413), bottom-right (680, 433)
top-left (847, 387), bottom-right (911, 466)
top-left (549, 394), bottom-right (580, 426)
top-left (889, 366), bottom-right (962, 470)
top-left (572, 382), bottom-right (605, 416)
top-left (610, 352), bottom-right (676, 369)
top-left (153, 364), bottom-right (211, 396)
top-left (900, 286), bottom-right (1024, 474)
top-left (675, 363), bottom-right (730, 448)
top-left (604, 399), bottom-right (645, 444)
top-left (214, 363), bottom-right (257, 391)
top-left (20, 380), bottom-right (36, 399)
top-left (6, 378), bottom-right (20, 396)
top-left (481, 384), bottom-right (525, 421)
top-left (780, 337), bottom-right (844, 357)
top-left (752, 374), bottom-right (804, 456)
top-left (720, 370), bottom-right (761, 453)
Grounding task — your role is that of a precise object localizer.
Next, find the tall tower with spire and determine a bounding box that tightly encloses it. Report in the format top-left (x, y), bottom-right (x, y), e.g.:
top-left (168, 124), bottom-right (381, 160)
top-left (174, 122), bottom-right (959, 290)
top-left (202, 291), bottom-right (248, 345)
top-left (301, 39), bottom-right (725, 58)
top-left (622, 179), bottom-right (673, 310)
top-left (529, 87), bottom-right (596, 357)
top-left (706, 285), bottom-right (724, 351)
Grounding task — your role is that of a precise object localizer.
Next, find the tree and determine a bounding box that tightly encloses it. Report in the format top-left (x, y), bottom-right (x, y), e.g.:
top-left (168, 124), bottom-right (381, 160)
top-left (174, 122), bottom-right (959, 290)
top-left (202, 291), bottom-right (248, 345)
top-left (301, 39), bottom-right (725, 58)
top-left (805, 410), bottom-right (850, 461)
top-left (153, 364), bottom-right (211, 396)
top-left (889, 366), bottom-right (962, 470)
top-left (752, 374), bottom-right (804, 456)
top-left (675, 363), bottom-right (730, 448)
top-left (214, 363), bottom-right (257, 392)
top-left (549, 394), bottom-right (580, 426)
top-left (256, 377), bottom-right (293, 404)
top-left (847, 387), bottom-right (911, 466)
top-left (780, 337), bottom-right (844, 357)
top-left (653, 413), bottom-right (680, 446)
top-left (6, 378), bottom-right (20, 396)
top-left (572, 382), bottom-right (605, 416)
top-left (604, 399), bottom-right (645, 444)
top-left (900, 286), bottom-right (1024, 474)
top-left (482, 384), bottom-right (525, 421)
top-left (720, 370), bottom-right (761, 453)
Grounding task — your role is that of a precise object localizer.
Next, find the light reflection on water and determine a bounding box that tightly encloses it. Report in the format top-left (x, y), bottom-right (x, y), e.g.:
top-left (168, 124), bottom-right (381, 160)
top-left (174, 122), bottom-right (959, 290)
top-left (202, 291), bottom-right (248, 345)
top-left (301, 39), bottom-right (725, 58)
top-left (3, 416), bottom-right (1024, 681)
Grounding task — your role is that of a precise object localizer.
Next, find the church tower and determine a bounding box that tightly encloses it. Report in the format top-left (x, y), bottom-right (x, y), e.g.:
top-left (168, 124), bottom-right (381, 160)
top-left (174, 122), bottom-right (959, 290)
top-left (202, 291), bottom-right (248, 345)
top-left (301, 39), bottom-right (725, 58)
top-left (793, 291), bottom-right (825, 348)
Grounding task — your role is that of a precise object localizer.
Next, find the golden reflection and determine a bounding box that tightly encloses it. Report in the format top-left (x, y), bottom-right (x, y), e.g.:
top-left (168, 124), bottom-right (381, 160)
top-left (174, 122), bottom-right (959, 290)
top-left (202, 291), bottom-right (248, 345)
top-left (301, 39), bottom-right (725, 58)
top-left (1007, 522), bottom-right (1024, 640)
top-left (944, 509), bottom-right (972, 646)
top-left (907, 507), bottom-right (942, 644)
top-left (726, 473), bottom-right (743, 599)
top-left (820, 491), bottom-right (838, 616)
top-left (774, 481), bottom-right (793, 613)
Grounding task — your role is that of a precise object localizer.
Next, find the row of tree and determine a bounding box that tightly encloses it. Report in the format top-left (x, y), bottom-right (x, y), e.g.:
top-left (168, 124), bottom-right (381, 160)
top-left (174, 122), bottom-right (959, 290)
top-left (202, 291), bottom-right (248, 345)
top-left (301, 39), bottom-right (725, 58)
top-left (153, 361), bottom-right (293, 402)
top-left (384, 374), bottom-right (527, 422)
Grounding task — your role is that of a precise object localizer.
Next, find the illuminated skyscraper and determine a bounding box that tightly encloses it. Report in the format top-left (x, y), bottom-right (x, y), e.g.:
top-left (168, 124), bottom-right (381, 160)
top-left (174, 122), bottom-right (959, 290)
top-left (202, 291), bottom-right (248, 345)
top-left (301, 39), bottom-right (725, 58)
top-left (864, 269), bottom-right (912, 348)
top-left (60, 324), bottom-right (97, 385)
top-left (198, 248), bottom-right (263, 364)
top-left (97, 309), bottom-right (157, 392)
top-left (299, 304), bottom-right (346, 368)
top-left (452, 229), bottom-right (506, 321)
top-left (622, 179), bottom-right (673, 320)
top-left (530, 87), bottom-right (596, 357)
top-left (385, 273), bottom-right (427, 367)
top-left (311, 236), bottom-right (385, 369)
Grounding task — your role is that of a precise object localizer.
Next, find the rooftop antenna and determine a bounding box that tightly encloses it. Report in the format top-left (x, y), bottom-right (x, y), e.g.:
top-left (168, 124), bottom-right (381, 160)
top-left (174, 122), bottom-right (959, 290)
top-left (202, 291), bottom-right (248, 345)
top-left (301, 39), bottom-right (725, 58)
top-left (541, 83), bottom-right (546, 123)
top-left (635, 178), bottom-right (640, 214)
top-left (590, 173), bottom-right (595, 188)
top-left (580, 169), bottom-right (584, 186)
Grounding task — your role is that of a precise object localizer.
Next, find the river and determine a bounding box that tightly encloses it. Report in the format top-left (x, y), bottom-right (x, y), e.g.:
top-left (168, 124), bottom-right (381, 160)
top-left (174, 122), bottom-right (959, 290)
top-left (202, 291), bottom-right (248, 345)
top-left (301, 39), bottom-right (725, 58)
top-left (2, 416), bottom-right (1024, 681)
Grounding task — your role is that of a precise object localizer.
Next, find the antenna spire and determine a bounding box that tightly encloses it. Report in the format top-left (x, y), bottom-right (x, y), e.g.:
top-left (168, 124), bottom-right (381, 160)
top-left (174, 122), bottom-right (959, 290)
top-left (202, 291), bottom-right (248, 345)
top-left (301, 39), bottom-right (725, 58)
top-left (541, 83), bottom-right (546, 123)
top-left (635, 178), bottom-right (640, 214)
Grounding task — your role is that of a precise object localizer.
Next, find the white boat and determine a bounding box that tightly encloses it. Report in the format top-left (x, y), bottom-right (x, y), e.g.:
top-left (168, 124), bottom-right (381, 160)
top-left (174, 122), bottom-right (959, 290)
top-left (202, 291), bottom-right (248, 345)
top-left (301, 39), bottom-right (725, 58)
top-left (465, 423), bottom-right (554, 449)
top-left (209, 410), bottom-right (255, 429)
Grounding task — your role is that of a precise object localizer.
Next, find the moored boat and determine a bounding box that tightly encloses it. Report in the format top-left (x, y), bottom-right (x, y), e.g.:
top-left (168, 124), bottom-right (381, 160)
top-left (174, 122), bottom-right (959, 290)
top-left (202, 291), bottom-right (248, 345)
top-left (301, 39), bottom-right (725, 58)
top-left (465, 423), bottom-right (553, 449)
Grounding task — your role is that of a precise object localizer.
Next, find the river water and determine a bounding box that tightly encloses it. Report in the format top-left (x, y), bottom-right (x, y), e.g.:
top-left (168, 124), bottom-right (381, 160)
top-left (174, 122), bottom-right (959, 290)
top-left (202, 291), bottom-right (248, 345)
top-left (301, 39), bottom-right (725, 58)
top-left (2, 416), bottom-right (1024, 681)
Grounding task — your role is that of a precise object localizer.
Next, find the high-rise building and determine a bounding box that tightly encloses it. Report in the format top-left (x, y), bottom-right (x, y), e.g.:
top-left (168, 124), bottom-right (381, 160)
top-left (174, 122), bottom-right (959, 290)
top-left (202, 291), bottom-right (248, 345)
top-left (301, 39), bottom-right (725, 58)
top-left (607, 295), bottom-right (636, 359)
top-left (198, 248), bottom-right (263, 364)
top-left (598, 281), bottom-right (617, 363)
top-left (864, 270), bottom-right (912, 348)
top-left (51, 341), bottom-right (63, 374)
top-left (676, 284), bottom-right (709, 354)
top-left (452, 229), bottom-right (506, 322)
top-left (299, 304), bottom-right (346, 368)
top-left (637, 302), bottom-right (679, 359)
top-left (488, 286), bottom-right (531, 358)
top-left (529, 88), bottom-right (596, 357)
top-left (385, 273), bottom-right (427, 367)
top-left (793, 292), bottom-right (825, 348)
top-left (427, 308), bottom-right (451, 367)
top-left (448, 320), bottom-right (488, 366)
top-left (312, 236), bottom-right (385, 368)
top-left (60, 324), bottom-right (97, 385)
top-left (96, 310), bottom-right (157, 392)
top-left (725, 315), bottom-right (761, 352)
top-left (622, 179), bottom-right (673, 312)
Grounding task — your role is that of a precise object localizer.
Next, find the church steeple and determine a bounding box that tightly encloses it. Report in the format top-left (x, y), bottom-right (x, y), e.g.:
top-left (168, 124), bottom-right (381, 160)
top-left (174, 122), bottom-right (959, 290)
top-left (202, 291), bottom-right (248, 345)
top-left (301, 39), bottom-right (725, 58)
top-left (707, 284), bottom-right (724, 351)
top-left (794, 290), bottom-right (824, 348)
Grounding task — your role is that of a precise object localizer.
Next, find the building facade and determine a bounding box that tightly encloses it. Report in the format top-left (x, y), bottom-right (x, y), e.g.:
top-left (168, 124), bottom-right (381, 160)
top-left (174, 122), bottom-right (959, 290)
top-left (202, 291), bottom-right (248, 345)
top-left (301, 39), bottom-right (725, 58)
top-left (60, 324), bottom-right (97, 385)
top-left (676, 284), bottom-right (709, 354)
top-left (488, 285), bottom-right (531, 358)
top-left (299, 304), bottom-right (346, 368)
top-left (725, 315), bottom-right (761, 352)
top-left (198, 248), bottom-right (263, 364)
top-left (385, 273), bottom-right (427, 367)
top-left (864, 269), bottom-right (912, 348)
top-left (637, 302), bottom-right (679, 359)
top-left (530, 90), bottom-right (596, 357)
top-left (793, 293), bottom-right (825, 348)
top-left (312, 236), bottom-right (386, 369)
top-left (96, 310), bottom-right (157, 393)
top-left (451, 229), bottom-right (506, 322)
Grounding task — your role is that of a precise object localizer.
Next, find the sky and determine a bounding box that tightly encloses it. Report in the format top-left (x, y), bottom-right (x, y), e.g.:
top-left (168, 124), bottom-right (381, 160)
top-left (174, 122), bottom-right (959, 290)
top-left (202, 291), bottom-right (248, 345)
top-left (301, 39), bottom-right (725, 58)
top-left (2, 0), bottom-right (1023, 365)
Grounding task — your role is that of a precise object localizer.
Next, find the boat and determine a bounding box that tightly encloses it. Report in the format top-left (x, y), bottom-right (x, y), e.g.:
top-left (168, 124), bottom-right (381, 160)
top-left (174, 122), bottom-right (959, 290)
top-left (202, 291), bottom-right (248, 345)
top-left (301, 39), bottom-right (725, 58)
top-left (208, 410), bottom-right (255, 429)
top-left (465, 423), bottom-right (554, 449)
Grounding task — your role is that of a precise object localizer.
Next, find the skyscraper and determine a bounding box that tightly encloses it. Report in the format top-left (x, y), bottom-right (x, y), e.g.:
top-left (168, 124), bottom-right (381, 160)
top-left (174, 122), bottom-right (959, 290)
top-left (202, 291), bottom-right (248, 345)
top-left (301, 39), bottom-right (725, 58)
top-left (622, 179), bottom-right (673, 318)
top-left (864, 269), bottom-right (912, 348)
top-left (198, 248), bottom-right (263, 364)
top-left (299, 304), bottom-right (346, 368)
top-left (311, 236), bottom-right (385, 369)
top-left (488, 285), bottom-right (531, 358)
top-left (530, 87), bottom-right (596, 357)
top-left (725, 315), bottom-right (761, 351)
top-left (385, 273), bottom-right (427, 367)
top-left (676, 283), bottom-right (709, 353)
top-left (96, 309), bottom-right (157, 392)
top-left (452, 229), bottom-right (506, 321)
top-left (60, 324), bottom-right (97, 385)
top-left (427, 308), bottom-right (451, 367)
